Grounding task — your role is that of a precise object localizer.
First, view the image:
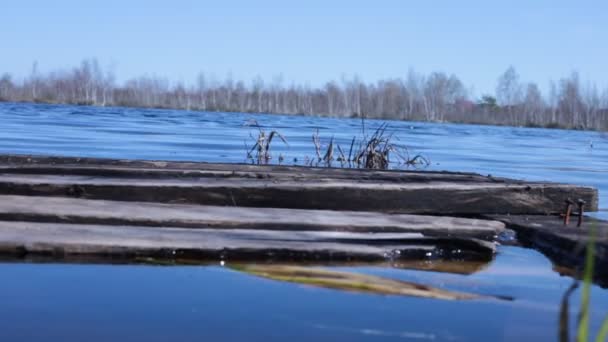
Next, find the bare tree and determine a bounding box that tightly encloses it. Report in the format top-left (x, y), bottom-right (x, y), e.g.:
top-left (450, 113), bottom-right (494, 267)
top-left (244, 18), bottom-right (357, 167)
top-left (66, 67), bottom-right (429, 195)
top-left (0, 73), bottom-right (14, 101)
top-left (558, 72), bottom-right (584, 128)
top-left (582, 82), bottom-right (600, 129)
top-left (423, 72), bottom-right (466, 121)
top-left (523, 83), bottom-right (544, 126)
top-left (30, 61), bottom-right (40, 101)
top-left (496, 66), bottom-right (523, 123)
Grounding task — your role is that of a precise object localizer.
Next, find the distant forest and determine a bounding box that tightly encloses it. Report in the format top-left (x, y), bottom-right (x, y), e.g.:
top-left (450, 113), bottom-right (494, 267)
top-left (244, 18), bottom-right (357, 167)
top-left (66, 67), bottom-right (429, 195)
top-left (1, 59), bottom-right (607, 130)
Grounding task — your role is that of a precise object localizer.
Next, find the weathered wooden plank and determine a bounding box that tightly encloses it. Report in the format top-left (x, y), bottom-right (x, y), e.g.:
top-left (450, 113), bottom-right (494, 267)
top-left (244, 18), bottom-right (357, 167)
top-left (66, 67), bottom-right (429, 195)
top-left (0, 174), bottom-right (595, 215)
top-left (0, 195), bottom-right (504, 239)
top-left (0, 221), bottom-right (495, 262)
top-left (0, 163), bottom-right (598, 215)
top-left (0, 162), bottom-right (504, 183)
top-left (0, 154), bottom-right (598, 215)
top-left (0, 154), bottom-right (504, 181)
top-left (489, 215), bottom-right (608, 283)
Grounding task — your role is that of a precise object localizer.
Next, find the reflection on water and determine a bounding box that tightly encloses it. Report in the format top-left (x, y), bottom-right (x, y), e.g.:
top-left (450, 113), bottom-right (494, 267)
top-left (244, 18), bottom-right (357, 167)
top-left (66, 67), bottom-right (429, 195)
top-left (229, 264), bottom-right (497, 300)
top-left (0, 247), bottom-right (607, 341)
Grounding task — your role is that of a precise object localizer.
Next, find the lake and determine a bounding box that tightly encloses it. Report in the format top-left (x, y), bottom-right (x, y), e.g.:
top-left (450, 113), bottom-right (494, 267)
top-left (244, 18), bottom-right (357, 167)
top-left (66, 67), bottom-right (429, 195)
top-left (0, 102), bottom-right (607, 341)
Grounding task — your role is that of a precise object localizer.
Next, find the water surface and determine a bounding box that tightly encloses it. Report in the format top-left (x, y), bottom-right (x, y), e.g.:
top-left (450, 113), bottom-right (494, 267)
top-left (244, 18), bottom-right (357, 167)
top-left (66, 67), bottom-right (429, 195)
top-left (0, 102), bottom-right (607, 341)
top-left (1, 247), bottom-right (608, 341)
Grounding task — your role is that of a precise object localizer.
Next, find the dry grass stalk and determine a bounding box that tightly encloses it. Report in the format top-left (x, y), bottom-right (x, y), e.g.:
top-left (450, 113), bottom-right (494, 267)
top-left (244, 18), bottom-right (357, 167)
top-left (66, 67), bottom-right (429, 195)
top-left (313, 123), bottom-right (430, 170)
top-left (312, 129), bottom-right (322, 160)
top-left (245, 119), bottom-right (429, 170)
top-left (245, 120), bottom-right (288, 164)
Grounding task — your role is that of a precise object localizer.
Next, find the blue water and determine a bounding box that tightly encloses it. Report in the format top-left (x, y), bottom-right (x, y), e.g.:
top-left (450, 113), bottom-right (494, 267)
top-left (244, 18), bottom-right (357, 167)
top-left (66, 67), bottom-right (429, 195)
top-left (1, 248), bottom-right (607, 341)
top-left (0, 102), bottom-right (607, 341)
top-left (1, 102), bottom-right (606, 213)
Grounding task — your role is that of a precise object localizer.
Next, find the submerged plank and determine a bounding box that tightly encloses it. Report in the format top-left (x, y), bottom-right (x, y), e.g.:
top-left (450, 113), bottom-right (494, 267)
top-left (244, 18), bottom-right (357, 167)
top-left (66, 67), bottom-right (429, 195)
top-left (0, 195), bottom-right (504, 239)
top-left (0, 155), bottom-right (598, 214)
top-left (490, 215), bottom-right (608, 281)
top-left (0, 221), bottom-right (495, 262)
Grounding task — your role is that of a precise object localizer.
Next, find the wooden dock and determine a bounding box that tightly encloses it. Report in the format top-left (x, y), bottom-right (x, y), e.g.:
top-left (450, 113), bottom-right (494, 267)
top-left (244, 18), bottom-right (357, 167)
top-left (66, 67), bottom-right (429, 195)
top-left (0, 194), bottom-right (500, 262)
top-left (0, 154), bottom-right (598, 215)
top-left (0, 154), bottom-right (604, 271)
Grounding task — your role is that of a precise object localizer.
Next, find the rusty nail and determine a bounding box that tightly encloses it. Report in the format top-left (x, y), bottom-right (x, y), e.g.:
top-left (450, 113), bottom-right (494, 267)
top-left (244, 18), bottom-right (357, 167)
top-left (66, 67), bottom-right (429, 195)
top-left (577, 199), bottom-right (586, 228)
top-left (563, 198), bottom-right (574, 225)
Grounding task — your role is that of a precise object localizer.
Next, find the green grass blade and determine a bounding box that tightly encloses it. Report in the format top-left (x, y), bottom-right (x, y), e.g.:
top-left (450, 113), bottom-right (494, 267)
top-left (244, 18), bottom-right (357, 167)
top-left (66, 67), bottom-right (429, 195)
top-left (595, 313), bottom-right (608, 342)
top-left (577, 222), bottom-right (596, 342)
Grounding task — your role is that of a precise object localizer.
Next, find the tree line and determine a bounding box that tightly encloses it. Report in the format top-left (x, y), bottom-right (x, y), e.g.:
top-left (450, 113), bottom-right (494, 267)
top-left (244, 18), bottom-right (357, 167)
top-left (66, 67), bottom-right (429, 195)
top-left (1, 60), bottom-right (607, 130)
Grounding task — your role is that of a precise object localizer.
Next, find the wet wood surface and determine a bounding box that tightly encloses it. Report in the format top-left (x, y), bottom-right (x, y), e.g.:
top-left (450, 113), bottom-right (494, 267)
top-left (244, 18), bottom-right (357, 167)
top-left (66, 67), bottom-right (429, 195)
top-left (0, 154), bottom-right (598, 215)
top-left (490, 214), bottom-right (608, 280)
top-left (0, 195), bottom-right (504, 238)
top-left (0, 221), bottom-right (495, 262)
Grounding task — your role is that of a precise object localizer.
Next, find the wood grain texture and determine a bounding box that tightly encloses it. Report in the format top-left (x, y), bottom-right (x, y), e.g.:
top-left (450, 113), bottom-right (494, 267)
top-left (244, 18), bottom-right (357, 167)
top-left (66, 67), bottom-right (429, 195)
top-left (0, 154), bottom-right (598, 214)
top-left (0, 221), bottom-right (495, 262)
top-left (0, 195), bottom-right (504, 238)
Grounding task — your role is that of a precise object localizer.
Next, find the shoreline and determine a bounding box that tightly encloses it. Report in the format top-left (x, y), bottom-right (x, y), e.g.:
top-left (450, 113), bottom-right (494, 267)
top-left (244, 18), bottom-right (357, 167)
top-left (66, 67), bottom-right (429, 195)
top-left (2, 100), bottom-right (606, 133)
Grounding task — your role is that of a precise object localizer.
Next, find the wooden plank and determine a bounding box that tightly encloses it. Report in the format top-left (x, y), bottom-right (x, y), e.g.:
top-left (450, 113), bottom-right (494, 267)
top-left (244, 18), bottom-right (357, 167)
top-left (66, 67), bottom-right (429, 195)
top-left (0, 221), bottom-right (496, 262)
top-left (0, 153), bottom-right (588, 186)
top-left (0, 195), bottom-right (504, 239)
top-left (0, 154), bottom-right (504, 181)
top-left (0, 155), bottom-right (598, 214)
top-left (489, 215), bottom-right (608, 284)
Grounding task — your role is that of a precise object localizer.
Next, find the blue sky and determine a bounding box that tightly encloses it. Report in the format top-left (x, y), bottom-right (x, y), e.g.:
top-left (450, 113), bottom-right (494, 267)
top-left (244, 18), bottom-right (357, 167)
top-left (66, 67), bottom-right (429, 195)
top-left (1, 0), bottom-right (606, 95)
